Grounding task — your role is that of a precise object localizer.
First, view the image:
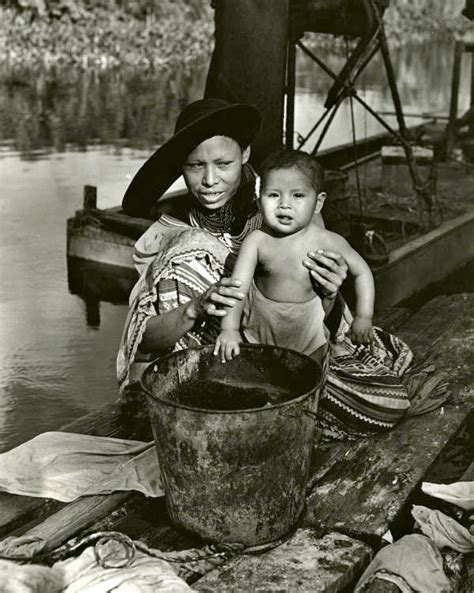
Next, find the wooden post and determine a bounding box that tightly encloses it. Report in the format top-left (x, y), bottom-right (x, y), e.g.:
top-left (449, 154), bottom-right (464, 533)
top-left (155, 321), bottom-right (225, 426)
top-left (286, 39), bottom-right (296, 149)
top-left (449, 41), bottom-right (462, 123)
top-left (85, 298), bottom-right (101, 328)
top-left (83, 185), bottom-right (97, 210)
top-left (447, 41), bottom-right (463, 149)
top-left (470, 45), bottom-right (474, 135)
top-left (205, 0), bottom-right (290, 164)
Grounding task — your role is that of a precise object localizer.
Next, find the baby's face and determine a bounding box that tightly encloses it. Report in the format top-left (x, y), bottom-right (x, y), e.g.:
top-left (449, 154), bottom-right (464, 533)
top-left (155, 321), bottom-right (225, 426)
top-left (259, 166), bottom-right (324, 236)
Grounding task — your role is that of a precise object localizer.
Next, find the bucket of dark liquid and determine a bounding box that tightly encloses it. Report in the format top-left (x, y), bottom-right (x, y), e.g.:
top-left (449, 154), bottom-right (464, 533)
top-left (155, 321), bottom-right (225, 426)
top-left (141, 344), bottom-right (322, 546)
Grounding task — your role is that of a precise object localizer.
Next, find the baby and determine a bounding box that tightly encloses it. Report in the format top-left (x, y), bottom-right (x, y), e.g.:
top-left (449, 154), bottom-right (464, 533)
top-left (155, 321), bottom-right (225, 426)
top-left (214, 149), bottom-right (374, 362)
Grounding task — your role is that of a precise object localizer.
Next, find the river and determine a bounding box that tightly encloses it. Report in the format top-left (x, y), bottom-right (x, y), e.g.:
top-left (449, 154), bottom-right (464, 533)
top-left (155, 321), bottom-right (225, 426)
top-left (0, 41), bottom-right (471, 452)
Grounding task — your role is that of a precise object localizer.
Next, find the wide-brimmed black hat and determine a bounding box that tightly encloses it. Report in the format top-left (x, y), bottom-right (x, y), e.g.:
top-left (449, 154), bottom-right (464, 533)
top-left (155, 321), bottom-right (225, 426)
top-left (122, 98), bottom-right (261, 218)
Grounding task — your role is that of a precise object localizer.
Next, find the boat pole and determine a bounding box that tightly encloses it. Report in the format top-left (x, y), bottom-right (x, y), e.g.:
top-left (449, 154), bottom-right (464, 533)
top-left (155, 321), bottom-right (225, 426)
top-left (369, 0), bottom-right (436, 224)
top-left (83, 185), bottom-right (97, 210)
top-left (372, 9), bottom-right (409, 140)
top-left (286, 38), bottom-right (296, 149)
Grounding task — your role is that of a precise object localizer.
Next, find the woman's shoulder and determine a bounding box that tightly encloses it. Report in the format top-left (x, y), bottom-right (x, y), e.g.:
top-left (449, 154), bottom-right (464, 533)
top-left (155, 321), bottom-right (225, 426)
top-left (151, 192), bottom-right (193, 223)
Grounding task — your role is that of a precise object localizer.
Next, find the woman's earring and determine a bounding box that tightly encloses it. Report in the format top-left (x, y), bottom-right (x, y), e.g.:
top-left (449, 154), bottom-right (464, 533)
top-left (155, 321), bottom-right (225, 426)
top-left (254, 176), bottom-right (261, 200)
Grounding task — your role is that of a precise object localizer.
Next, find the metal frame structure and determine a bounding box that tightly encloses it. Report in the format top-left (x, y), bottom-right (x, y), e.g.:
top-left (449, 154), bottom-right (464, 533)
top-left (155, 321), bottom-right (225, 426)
top-left (285, 0), bottom-right (438, 223)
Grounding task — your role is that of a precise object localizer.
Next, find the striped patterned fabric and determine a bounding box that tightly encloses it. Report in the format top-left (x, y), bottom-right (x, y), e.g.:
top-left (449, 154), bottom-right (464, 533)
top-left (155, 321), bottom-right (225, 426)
top-left (117, 201), bottom-right (414, 441)
top-left (117, 223), bottom-right (230, 389)
top-left (318, 302), bottom-right (413, 440)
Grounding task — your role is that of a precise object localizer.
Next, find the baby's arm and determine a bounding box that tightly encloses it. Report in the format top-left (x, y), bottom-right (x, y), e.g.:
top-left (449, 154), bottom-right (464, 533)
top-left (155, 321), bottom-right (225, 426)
top-left (327, 233), bottom-right (375, 344)
top-left (214, 231), bottom-right (260, 361)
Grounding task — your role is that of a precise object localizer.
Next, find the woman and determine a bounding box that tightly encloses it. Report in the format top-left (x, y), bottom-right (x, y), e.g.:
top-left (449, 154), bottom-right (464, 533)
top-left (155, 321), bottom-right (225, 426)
top-left (118, 98), bottom-right (413, 440)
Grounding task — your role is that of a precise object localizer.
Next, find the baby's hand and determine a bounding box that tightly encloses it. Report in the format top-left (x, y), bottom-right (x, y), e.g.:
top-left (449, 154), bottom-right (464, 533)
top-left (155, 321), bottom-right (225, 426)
top-left (213, 330), bottom-right (242, 363)
top-left (350, 316), bottom-right (373, 345)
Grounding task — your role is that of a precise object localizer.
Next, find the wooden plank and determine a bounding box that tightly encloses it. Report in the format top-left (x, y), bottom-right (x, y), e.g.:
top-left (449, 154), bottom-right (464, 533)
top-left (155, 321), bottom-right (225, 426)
top-left (374, 212), bottom-right (474, 309)
top-left (83, 496), bottom-right (200, 554)
top-left (67, 257), bottom-right (138, 305)
top-left (396, 294), bottom-right (474, 376)
top-left (0, 396), bottom-right (152, 537)
top-left (320, 124), bottom-right (426, 171)
top-left (381, 145), bottom-right (433, 165)
top-left (373, 306), bottom-right (411, 333)
top-left (304, 408), bottom-right (470, 542)
top-left (194, 530), bottom-right (372, 592)
top-left (303, 294), bottom-right (474, 542)
top-left (87, 208), bottom-right (151, 237)
top-left (0, 495), bottom-right (62, 539)
top-left (9, 493), bottom-right (133, 554)
top-left (61, 398), bottom-right (150, 440)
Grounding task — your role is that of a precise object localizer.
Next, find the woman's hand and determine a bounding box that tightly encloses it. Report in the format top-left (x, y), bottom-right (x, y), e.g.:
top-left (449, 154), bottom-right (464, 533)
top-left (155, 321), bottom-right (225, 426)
top-left (186, 278), bottom-right (246, 321)
top-left (303, 249), bottom-right (348, 298)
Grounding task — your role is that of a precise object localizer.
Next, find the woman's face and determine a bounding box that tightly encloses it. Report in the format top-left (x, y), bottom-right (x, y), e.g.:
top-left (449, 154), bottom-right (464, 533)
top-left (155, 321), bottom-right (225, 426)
top-left (182, 136), bottom-right (250, 210)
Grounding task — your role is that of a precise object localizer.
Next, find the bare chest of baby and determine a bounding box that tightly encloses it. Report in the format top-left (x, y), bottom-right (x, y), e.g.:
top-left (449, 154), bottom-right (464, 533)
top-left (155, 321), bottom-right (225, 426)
top-left (255, 230), bottom-right (323, 303)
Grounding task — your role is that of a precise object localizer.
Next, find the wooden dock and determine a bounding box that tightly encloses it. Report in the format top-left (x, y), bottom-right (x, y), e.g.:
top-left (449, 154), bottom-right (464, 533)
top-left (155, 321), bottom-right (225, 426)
top-left (1, 293), bottom-right (472, 591)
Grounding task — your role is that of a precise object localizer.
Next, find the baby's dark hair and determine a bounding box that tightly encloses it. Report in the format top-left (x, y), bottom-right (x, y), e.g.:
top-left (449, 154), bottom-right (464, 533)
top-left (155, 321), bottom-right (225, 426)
top-left (259, 149), bottom-right (325, 192)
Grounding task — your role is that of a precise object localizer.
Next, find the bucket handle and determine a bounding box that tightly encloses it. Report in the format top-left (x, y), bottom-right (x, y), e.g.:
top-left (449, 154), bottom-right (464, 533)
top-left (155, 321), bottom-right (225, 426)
top-left (279, 406), bottom-right (319, 421)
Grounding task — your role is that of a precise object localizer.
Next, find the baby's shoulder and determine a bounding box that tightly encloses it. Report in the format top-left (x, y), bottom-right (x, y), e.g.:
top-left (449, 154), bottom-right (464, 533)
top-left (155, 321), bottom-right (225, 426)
top-left (246, 228), bottom-right (266, 240)
top-left (311, 226), bottom-right (353, 252)
top-left (242, 228), bottom-right (266, 248)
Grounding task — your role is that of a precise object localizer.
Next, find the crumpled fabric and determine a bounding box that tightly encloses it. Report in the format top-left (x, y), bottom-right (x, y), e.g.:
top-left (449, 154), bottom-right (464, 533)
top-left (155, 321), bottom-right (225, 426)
top-left (0, 535), bottom-right (47, 560)
top-left (54, 541), bottom-right (193, 593)
top-left (0, 432), bottom-right (163, 502)
top-left (422, 481), bottom-right (474, 510)
top-left (0, 558), bottom-right (62, 593)
top-left (412, 504), bottom-right (474, 553)
top-left (354, 533), bottom-right (451, 593)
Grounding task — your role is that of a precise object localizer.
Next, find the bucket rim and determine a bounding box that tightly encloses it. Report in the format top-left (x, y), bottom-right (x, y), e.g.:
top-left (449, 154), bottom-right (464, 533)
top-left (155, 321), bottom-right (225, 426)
top-left (140, 344), bottom-right (323, 414)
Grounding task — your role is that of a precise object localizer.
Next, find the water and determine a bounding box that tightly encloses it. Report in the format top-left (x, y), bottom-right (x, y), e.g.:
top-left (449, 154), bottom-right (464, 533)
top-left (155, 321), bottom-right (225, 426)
top-left (167, 379), bottom-right (294, 410)
top-left (295, 40), bottom-right (472, 150)
top-left (0, 41), bottom-right (471, 452)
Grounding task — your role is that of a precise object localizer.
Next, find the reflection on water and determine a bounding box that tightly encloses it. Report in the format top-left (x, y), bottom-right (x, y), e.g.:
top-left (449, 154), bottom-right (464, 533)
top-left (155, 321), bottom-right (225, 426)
top-left (0, 42), bottom-right (470, 157)
top-left (0, 41), bottom-right (471, 452)
top-left (0, 63), bottom-right (208, 154)
top-left (0, 149), bottom-right (143, 452)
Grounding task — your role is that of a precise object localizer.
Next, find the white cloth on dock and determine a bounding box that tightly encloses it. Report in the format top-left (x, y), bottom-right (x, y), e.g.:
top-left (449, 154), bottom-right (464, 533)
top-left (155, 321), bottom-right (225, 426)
top-left (0, 432), bottom-right (163, 502)
top-left (354, 533), bottom-right (451, 593)
top-left (54, 541), bottom-right (193, 593)
top-left (422, 480), bottom-right (474, 510)
top-left (412, 504), bottom-right (474, 553)
top-left (0, 544), bottom-right (194, 593)
top-left (0, 558), bottom-right (62, 593)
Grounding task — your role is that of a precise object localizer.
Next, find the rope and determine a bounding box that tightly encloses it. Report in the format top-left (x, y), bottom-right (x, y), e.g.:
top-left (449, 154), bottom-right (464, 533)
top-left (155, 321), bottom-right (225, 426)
top-left (0, 527), bottom-right (291, 582)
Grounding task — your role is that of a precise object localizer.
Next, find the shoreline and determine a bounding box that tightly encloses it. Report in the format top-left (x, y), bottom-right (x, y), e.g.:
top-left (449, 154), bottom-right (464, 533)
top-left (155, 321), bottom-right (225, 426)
top-left (0, 3), bottom-right (469, 70)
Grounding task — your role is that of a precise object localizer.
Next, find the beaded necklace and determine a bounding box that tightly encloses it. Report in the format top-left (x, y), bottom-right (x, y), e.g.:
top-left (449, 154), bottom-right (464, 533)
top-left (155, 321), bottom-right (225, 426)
top-left (189, 200), bottom-right (236, 235)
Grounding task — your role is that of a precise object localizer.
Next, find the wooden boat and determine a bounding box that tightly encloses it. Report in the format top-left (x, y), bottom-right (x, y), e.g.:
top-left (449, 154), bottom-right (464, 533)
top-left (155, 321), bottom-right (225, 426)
top-left (67, 124), bottom-right (474, 311)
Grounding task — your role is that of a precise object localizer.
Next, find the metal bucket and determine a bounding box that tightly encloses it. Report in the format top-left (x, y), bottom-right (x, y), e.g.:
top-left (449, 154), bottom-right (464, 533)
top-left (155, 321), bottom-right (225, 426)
top-left (141, 344), bottom-right (322, 546)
